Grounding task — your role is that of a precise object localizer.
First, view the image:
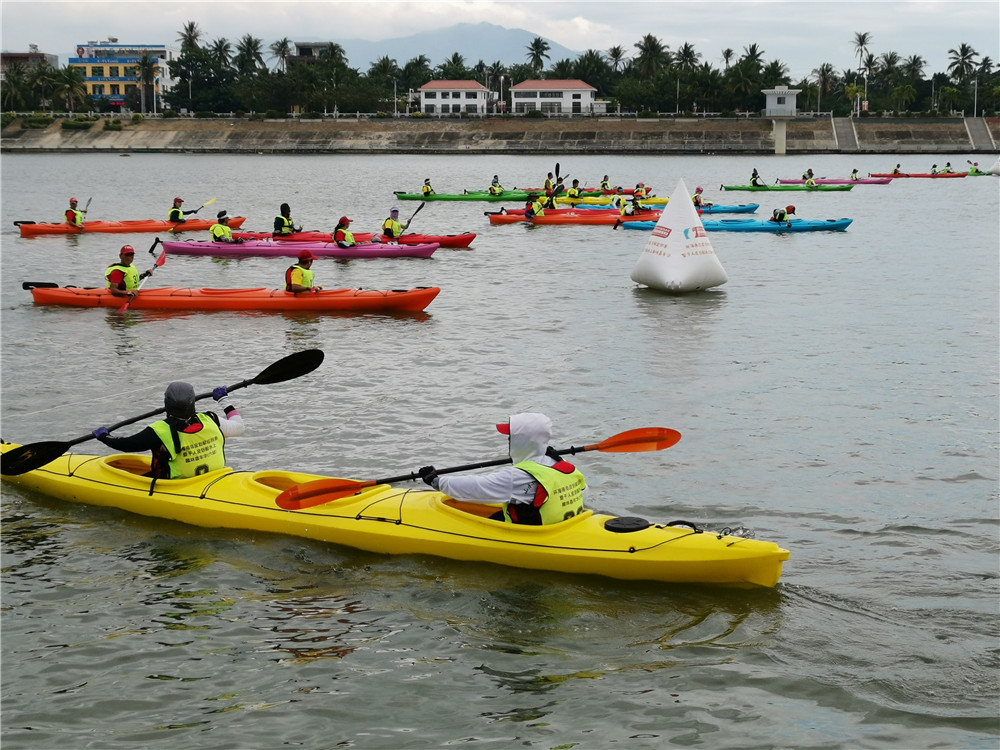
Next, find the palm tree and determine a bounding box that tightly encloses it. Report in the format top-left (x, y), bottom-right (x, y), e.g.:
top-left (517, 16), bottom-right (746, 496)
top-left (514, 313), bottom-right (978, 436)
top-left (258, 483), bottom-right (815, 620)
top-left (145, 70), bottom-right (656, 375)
top-left (902, 54), bottom-right (926, 81)
top-left (740, 43), bottom-right (765, 71)
top-left (27, 63), bottom-right (59, 108)
top-left (852, 32), bottom-right (871, 72)
top-left (401, 54), bottom-right (433, 91)
top-left (811, 62), bottom-right (839, 112)
top-left (721, 48), bottom-right (735, 70)
top-left (605, 45), bottom-right (628, 73)
top-left (938, 85), bottom-right (962, 111)
top-left (437, 52), bottom-right (469, 80)
top-left (177, 21), bottom-right (202, 52)
top-left (977, 56), bottom-right (994, 76)
top-left (573, 49), bottom-right (611, 94)
top-left (891, 83), bottom-right (917, 112)
top-left (233, 35), bottom-right (266, 76)
top-left (761, 59), bottom-right (790, 88)
top-left (209, 38), bottom-right (233, 68)
top-left (526, 36), bottom-right (550, 73)
top-left (135, 53), bottom-right (158, 113)
top-left (633, 34), bottom-right (669, 80)
top-left (947, 43), bottom-right (979, 83)
top-left (367, 55), bottom-right (400, 87)
top-left (320, 43), bottom-right (347, 68)
top-left (269, 37), bottom-right (292, 73)
top-left (675, 42), bottom-right (701, 72)
top-left (2, 60), bottom-right (31, 110)
top-left (54, 65), bottom-right (88, 112)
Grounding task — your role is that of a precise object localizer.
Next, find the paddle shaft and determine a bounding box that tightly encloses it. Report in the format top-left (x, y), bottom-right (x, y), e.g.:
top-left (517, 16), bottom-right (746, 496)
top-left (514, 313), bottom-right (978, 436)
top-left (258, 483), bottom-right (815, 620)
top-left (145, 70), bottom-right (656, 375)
top-left (118, 249), bottom-right (166, 313)
top-left (1, 349), bottom-right (325, 476)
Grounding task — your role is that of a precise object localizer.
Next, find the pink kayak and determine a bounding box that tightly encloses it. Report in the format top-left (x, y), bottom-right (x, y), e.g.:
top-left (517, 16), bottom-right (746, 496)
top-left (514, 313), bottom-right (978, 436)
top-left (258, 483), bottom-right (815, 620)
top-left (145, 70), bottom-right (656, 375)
top-left (233, 231), bottom-right (476, 248)
top-left (159, 239), bottom-right (438, 259)
top-left (778, 177), bottom-right (892, 185)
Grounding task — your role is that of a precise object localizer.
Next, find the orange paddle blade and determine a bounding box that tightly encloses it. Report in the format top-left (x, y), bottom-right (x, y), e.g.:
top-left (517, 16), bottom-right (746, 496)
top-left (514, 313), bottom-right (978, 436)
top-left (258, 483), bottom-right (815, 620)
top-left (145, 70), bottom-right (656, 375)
top-left (275, 478), bottom-right (376, 510)
top-left (587, 427), bottom-right (681, 453)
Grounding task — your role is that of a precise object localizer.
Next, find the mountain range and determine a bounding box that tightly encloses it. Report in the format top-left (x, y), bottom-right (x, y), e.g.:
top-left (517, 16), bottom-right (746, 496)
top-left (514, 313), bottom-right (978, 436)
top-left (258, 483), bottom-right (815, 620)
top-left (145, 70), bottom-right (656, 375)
top-left (310, 22), bottom-right (583, 73)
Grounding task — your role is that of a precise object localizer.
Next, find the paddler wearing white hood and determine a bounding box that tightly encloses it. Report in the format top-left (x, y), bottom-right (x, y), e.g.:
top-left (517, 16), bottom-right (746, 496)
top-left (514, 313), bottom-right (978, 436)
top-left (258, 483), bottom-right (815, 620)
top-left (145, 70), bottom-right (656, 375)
top-left (419, 413), bottom-right (586, 525)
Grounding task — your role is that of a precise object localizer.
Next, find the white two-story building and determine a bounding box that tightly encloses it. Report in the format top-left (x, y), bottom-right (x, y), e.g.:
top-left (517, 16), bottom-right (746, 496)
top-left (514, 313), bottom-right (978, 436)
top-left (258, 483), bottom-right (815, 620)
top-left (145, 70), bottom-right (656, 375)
top-left (418, 80), bottom-right (489, 115)
top-left (509, 79), bottom-right (600, 115)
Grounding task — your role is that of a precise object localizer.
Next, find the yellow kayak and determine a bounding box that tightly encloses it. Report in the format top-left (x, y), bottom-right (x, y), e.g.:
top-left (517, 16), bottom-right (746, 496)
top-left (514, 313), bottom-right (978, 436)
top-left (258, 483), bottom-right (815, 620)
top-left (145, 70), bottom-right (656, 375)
top-left (0, 443), bottom-right (789, 588)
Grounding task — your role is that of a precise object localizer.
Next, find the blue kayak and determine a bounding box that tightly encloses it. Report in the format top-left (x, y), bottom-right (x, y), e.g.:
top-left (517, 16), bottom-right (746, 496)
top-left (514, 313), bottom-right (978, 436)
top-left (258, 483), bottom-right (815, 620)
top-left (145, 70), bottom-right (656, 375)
top-left (621, 217), bottom-right (853, 232)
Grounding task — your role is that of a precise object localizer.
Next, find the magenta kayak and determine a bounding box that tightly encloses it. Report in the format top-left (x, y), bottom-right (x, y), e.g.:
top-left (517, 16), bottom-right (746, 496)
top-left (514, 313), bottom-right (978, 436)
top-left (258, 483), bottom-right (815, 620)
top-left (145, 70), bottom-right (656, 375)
top-left (159, 239), bottom-right (438, 259)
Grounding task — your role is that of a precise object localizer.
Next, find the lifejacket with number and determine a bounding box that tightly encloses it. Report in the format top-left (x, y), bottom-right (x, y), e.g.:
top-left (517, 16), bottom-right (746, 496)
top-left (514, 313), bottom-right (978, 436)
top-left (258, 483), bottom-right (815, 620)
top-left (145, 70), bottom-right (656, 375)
top-left (105, 263), bottom-right (140, 291)
top-left (503, 459), bottom-right (585, 525)
top-left (149, 414), bottom-right (226, 479)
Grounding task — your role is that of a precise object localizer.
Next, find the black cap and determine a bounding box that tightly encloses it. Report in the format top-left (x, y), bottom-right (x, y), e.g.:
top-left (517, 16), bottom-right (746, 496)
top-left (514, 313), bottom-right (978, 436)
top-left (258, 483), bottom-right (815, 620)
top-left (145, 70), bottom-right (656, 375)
top-left (164, 381), bottom-right (196, 420)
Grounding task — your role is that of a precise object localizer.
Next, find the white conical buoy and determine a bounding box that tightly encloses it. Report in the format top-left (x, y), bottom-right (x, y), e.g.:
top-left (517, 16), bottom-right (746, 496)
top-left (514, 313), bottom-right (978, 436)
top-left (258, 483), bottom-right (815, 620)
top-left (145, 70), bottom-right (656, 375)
top-left (629, 179), bottom-right (728, 292)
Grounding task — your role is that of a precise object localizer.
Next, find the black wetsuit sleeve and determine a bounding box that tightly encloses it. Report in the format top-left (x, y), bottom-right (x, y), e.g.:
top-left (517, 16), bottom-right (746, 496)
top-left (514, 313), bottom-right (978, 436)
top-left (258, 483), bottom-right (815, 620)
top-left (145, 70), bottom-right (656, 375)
top-left (98, 426), bottom-right (162, 452)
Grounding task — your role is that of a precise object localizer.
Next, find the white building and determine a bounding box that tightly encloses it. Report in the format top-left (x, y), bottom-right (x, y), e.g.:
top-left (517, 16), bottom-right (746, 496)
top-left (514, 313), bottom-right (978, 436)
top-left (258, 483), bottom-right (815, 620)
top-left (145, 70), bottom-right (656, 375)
top-left (762, 88), bottom-right (801, 117)
top-left (418, 80), bottom-right (489, 115)
top-left (509, 79), bottom-right (600, 115)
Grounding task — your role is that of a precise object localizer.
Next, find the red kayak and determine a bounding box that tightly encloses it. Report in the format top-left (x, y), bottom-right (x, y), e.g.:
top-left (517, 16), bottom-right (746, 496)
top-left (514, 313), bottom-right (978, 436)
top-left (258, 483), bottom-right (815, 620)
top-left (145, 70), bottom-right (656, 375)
top-left (233, 230), bottom-right (475, 248)
top-left (17, 217), bottom-right (247, 237)
top-left (489, 210), bottom-right (661, 226)
top-left (868, 172), bottom-right (967, 178)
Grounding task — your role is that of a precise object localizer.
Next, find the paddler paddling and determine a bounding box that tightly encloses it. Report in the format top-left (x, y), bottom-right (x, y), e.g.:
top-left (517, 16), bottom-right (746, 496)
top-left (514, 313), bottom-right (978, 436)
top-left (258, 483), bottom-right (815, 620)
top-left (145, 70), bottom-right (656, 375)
top-left (381, 206), bottom-right (409, 241)
top-left (750, 169), bottom-right (766, 187)
top-left (92, 382), bottom-right (243, 480)
top-left (418, 413), bottom-right (586, 525)
top-left (106, 244), bottom-right (153, 300)
top-left (523, 193), bottom-right (546, 219)
top-left (488, 175), bottom-right (505, 196)
top-left (168, 197), bottom-right (200, 225)
top-left (334, 216), bottom-right (356, 247)
top-left (692, 186), bottom-right (713, 209)
top-left (421, 178), bottom-right (435, 197)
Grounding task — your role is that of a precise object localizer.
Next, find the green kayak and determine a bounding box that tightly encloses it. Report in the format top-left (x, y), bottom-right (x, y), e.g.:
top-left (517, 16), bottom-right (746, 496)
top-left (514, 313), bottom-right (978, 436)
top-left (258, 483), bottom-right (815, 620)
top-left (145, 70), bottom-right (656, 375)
top-left (395, 190), bottom-right (537, 202)
top-left (720, 184), bottom-right (854, 192)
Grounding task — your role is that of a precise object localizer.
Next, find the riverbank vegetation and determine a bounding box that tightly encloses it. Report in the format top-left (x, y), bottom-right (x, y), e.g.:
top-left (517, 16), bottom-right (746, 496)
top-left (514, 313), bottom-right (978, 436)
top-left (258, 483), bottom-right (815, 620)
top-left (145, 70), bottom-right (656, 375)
top-left (2, 24), bottom-right (996, 119)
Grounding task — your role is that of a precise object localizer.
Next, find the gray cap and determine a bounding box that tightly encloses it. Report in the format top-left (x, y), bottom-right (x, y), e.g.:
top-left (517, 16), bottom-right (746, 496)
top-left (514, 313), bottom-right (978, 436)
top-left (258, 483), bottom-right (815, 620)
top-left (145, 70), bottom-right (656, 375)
top-left (164, 381), bottom-right (196, 420)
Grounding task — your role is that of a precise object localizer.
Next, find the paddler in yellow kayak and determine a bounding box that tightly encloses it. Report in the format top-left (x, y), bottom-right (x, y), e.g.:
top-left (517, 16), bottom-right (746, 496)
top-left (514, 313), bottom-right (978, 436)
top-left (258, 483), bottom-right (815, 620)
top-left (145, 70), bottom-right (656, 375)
top-left (418, 413), bottom-right (586, 525)
top-left (92, 381), bottom-right (244, 480)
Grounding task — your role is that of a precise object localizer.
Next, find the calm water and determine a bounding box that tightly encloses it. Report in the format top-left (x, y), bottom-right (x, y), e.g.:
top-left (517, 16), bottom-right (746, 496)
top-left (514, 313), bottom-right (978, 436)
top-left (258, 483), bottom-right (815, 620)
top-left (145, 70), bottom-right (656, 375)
top-left (1, 152), bottom-right (997, 749)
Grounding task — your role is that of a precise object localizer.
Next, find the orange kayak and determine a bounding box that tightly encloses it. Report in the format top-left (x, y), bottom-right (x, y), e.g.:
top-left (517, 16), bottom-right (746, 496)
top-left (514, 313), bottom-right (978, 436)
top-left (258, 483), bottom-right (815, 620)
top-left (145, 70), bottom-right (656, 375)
top-left (23, 283), bottom-right (439, 313)
top-left (16, 217), bottom-right (247, 237)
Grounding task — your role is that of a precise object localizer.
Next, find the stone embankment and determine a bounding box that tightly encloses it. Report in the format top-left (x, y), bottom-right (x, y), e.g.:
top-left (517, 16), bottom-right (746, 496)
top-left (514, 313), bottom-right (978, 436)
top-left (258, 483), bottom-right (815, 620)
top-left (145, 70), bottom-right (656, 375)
top-left (2, 116), bottom-right (997, 155)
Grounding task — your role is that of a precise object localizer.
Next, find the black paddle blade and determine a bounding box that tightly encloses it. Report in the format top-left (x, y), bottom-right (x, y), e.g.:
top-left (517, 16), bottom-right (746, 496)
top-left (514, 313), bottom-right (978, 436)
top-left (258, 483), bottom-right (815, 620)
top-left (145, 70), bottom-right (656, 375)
top-left (1, 440), bottom-right (71, 476)
top-left (252, 348), bottom-right (325, 385)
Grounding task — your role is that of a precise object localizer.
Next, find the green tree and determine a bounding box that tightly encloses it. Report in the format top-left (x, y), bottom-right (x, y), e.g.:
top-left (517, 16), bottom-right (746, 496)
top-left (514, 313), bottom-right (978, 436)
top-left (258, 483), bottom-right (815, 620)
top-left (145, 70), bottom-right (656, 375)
top-left (1, 60), bottom-right (30, 110)
top-left (852, 31), bottom-right (871, 71)
top-left (209, 38), bottom-right (233, 69)
top-left (233, 35), bottom-right (266, 77)
top-left (740, 43), bottom-right (765, 71)
top-left (633, 34), bottom-right (669, 80)
top-left (811, 63), bottom-right (839, 112)
top-left (947, 43), bottom-right (979, 84)
top-left (368, 55), bottom-right (400, 87)
top-left (436, 52), bottom-right (469, 80)
top-left (177, 21), bottom-right (203, 52)
top-left (270, 37), bottom-right (292, 73)
top-left (606, 45), bottom-right (628, 73)
top-left (526, 36), bottom-right (551, 72)
top-left (135, 53), bottom-right (158, 113)
top-left (28, 63), bottom-right (59, 109)
top-left (891, 83), bottom-right (916, 111)
top-left (721, 48), bottom-right (735, 70)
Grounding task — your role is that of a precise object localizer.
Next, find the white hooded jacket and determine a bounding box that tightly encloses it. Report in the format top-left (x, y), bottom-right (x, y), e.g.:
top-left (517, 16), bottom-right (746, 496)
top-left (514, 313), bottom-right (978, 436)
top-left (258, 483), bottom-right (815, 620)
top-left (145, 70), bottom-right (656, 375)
top-left (435, 413), bottom-right (556, 505)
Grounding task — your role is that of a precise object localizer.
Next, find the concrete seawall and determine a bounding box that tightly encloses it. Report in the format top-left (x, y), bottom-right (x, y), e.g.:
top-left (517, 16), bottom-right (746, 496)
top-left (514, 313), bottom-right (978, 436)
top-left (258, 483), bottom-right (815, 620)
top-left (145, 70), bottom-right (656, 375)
top-left (3, 116), bottom-right (998, 155)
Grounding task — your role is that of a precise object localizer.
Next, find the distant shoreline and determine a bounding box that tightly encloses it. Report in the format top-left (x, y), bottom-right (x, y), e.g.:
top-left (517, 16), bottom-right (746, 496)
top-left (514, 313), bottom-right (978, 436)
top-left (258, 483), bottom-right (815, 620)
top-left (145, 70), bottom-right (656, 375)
top-left (2, 116), bottom-right (997, 155)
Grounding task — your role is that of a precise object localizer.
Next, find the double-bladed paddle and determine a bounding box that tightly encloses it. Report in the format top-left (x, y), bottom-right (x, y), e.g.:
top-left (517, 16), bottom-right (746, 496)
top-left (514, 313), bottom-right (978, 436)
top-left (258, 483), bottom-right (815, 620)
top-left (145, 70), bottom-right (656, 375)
top-left (274, 427), bottom-right (681, 511)
top-left (118, 237), bottom-right (167, 315)
top-left (168, 197), bottom-right (216, 232)
top-left (1, 348), bottom-right (326, 477)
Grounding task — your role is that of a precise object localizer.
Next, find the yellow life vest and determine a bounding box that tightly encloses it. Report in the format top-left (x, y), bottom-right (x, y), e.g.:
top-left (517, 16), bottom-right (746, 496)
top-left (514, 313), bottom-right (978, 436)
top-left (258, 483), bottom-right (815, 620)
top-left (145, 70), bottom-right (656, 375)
top-left (149, 415), bottom-right (226, 479)
top-left (382, 218), bottom-right (405, 237)
top-left (275, 215), bottom-right (295, 234)
top-left (210, 223), bottom-right (233, 241)
top-left (504, 460), bottom-right (585, 524)
top-left (105, 263), bottom-right (140, 291)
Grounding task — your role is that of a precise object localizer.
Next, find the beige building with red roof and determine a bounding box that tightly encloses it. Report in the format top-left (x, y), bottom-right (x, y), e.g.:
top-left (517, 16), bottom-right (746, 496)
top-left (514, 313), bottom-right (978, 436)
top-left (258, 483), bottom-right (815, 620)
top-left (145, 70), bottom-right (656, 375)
top-left (418, 80), bottom-right (490, 115)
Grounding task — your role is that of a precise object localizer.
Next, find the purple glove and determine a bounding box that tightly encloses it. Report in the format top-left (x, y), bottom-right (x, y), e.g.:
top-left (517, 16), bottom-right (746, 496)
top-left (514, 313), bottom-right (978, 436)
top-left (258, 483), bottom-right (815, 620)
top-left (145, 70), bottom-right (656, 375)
top-left (93, 427), bottom-right (110, 441)
top-left (213, 386), bottom-right (228, 400)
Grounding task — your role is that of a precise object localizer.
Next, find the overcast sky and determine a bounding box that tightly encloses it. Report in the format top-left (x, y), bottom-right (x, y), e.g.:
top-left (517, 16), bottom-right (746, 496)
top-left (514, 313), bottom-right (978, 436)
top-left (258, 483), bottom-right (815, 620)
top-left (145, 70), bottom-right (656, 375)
top-left (2, 0), bottom-right (997, 81)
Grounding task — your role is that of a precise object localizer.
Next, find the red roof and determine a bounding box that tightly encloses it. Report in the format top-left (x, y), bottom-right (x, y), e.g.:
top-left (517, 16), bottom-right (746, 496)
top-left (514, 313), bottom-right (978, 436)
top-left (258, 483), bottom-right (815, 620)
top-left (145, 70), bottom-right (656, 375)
top-left (419, 80), bottom-right (487, 91)
top-left (509, 79), bottom-right (596, 91)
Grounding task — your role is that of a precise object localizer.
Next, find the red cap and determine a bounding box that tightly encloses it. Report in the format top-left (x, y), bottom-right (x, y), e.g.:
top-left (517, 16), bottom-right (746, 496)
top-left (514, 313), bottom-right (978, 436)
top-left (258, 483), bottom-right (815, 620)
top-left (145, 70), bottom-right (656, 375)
top-left (496, 422), bottom-right (510, 435)
top-left (297, 250), bottom-right (315, 261)
top-left (340, 216), bottom-right (352, 224)
top-left (120, 244), bottom-right (135, 255)
top-left (70, 197), bottom-right (78, 203)
top-left (174, 197), bottom-right (183, 203)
